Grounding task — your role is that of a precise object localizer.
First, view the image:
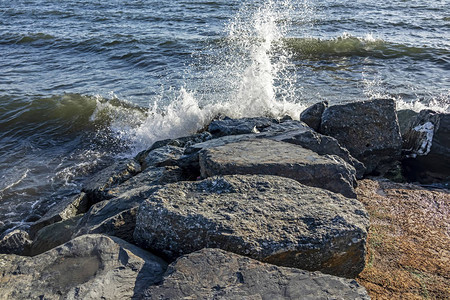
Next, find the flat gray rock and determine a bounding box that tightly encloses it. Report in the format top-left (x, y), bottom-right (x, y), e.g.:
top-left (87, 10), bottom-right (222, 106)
top-left (30, 215), bottom-right (82, 256)
top-left (208, 117), bottom-right (274, 137)
top-left (266, 129), bottom-right (365, 179)
top-left (143, 248), bottom-right (370, 300)
top-left (320, 98), bottom-right (402, 174)
top-left (135, 132), bottom-right (212, 163)
top-left (199, 139), bottom-right (357, 198)
top-left (184, 134), bottom-right (256, 155)
top-left (105, 166), bottom-right (184, 198)
top-left (183, 124), bottom-right (365, 179)
top-left (0, 234), bottom-right (167, 300)
top-left (259, 119), bottom-right (311, 133)
top-left (134, 175), bottom-right (369, 278)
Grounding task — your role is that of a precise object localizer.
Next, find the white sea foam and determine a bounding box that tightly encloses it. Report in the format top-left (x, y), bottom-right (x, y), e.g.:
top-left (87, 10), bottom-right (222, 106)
top-left (396, 93), bottom-right (450, 113)
top-left (0, 169), bottom-right (30, 198)
top-left (362, 71), bottom-right (449, 113)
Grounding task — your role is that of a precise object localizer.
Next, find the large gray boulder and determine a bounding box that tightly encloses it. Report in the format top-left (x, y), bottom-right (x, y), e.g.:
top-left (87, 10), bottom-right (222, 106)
top-left (402, 110), bottom-right (450, 183)
top-left (143, 248), bottom-right (370, 299)
top-left (134, 175), bottom-right (369, 278)
top-left (182, 125), bottom-right (365, 179)
top-left (0, 234), bottom-right (167, 300)
top-left (320, 98), bottom-right (402, 174)
top-left (199, 139), bottom-right (357, 198)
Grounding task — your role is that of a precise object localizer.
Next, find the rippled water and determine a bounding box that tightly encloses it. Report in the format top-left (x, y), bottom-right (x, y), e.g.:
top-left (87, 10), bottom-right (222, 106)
top-left (0, 0), bottom-right (449, 234)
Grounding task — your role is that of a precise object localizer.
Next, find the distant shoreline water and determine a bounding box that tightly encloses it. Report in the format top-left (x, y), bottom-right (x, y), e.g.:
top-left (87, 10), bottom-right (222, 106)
top-left (0, 0), bottom-right (448, 235)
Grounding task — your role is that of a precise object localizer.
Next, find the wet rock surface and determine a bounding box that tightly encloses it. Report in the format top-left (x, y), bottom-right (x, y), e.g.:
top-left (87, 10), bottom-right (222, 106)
top-left (199, 139), bottom-right (358, 198)
top-left (134, 175), bottom-right (369, 278)
top-left (0, 229), bottom-right (32, 255)
top-left (28, 192), bottom-right (89, 237)
top-left (143, 248), bottom-right (370, 300)
top-left (0, 234), bottom-right (167, 300)
top-left (300, 100), bottom-right (328, 131)
top-left (402, 110), bottom-right (450, 183)
top-left (320, 98), bottom-right (402, 175)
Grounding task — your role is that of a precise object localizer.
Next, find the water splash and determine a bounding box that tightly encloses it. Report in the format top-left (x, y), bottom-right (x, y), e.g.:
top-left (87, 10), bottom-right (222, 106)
top-left (0, 169), bottom-right (29, 198)
top-left (131, 87), bottom-right (212, 150)
top-left (225, 0), bottom-right (303, 118)
top-left (396, 93), bottom-right (450, 113)
top-left (127, 0), bottom-right (307, 152)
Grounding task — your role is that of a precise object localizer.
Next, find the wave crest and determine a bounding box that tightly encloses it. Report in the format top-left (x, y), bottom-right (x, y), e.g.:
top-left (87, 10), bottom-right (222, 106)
top-left (285, 33), bottom-right (450, 61)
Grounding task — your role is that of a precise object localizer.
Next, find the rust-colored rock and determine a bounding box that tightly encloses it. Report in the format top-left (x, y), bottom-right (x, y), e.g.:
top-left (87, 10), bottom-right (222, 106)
top-left (356, 179), bottom-right (450, 299)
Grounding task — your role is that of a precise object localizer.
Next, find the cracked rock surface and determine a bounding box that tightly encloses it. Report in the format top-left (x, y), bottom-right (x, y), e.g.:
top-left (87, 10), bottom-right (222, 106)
top-left (134, 174), bottom-right (369, 278)
top-left (199, 139), bottom-right (358, 198)
top-left (143, 248), bottom-right (370, 300)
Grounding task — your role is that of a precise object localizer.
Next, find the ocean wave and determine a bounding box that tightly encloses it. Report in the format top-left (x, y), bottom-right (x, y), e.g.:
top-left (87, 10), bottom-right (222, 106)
top-left (284, 34), bottom-right (450, 61)
top-left (0, 92), bottom-right (149, 234)
top-left (0, 31), bottom-right (133, 53)
top-left (0, 32), bottom-right (57, 46)
top-left (0, 93), bottom-right (146, 143)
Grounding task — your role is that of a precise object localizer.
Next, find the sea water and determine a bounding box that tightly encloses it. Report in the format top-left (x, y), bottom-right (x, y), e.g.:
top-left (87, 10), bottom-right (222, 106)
top-left (0, 0), bottom-right (449, 234)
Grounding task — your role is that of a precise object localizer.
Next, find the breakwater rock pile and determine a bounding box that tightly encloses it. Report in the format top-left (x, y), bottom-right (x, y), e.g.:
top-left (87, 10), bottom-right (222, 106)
top-left (1, 98), bottom-right (448, 299)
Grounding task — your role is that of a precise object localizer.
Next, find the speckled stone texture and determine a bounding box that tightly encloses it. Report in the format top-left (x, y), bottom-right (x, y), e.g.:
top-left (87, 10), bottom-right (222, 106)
top-left (143, 248), bottom-right (370, 300)
top-left (199, 138), bottom-right (358, 198)
top-left (134, 175), bottom-right (369, 278)
top-left (0, 234), bottom-right (167, 300)
top-left (320, 98), bottom-right (402, 175)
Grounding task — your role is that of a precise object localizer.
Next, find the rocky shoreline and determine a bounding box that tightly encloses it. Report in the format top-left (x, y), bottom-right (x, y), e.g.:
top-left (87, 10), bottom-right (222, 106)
top-left (1, 98), bottom-right (448, 299)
